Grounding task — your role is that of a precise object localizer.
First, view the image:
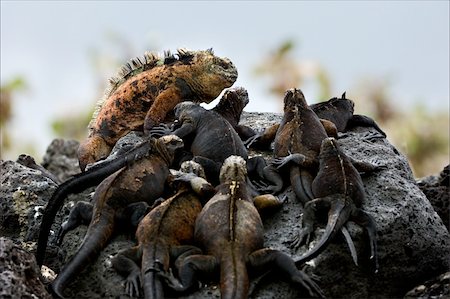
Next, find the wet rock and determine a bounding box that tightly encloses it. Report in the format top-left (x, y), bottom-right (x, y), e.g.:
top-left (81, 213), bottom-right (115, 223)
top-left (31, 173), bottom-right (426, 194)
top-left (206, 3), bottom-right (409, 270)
top-left (0, 237), bottom-right (51, 299)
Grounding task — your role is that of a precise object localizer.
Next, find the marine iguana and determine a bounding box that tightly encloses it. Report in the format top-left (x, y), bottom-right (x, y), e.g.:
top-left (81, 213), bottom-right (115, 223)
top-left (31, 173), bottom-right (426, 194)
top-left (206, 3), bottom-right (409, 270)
top-left (36, 135), bottom-right (184, 298)
top-left (293, 137), bottom-right (379, 272)
top-left (310, 92), bottom-right (386, 137)
top-left (211, 86), bottom-right (256, 141)
top-left (150, 101), bottom-right (249, 185)
top-left (259, 88), bottom-right (329, 204)
top-left (36, 137), bottom-right (168, 266)
top-left (111, 161), bottom-right (214, 299)
top-left (245, 92), bottom-right (386, 149)
top-left (78, 48), bottom-right (238, 171)
top-left (159, 156), bottom-right (324, 299)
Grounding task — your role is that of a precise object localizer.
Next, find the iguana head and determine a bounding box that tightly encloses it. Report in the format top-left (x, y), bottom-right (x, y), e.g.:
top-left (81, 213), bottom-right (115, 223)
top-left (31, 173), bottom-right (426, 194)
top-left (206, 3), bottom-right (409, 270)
top-left (180, 49), bottom-right (238, 102)
top-left (219, 155), bottom-right (247, 183)
top-left (327, 92), bottom-right (355, 114)
top-left (77, 135), bottom-right (112, 171)
top-left (319, 137), bottom-right (340, 160)
top-left (283, 88), bottom-right (309, 113)
top-left (212, 87), bottom-right (249, 124)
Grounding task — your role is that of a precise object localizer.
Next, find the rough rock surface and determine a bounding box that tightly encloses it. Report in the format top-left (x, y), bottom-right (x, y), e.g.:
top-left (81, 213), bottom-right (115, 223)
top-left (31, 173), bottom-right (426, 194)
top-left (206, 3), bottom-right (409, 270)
top-left (0, 237), bottom-right (52, 299)
top-left (1, 112), bottom-right (449, 298)
top-left (417, 164), bottom-right (449, 228)
top-left (404, 271), bottom-right (450, 298)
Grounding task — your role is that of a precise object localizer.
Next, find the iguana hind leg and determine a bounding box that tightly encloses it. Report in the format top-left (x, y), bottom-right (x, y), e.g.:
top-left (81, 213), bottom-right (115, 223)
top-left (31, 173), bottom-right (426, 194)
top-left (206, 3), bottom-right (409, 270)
top-left (112, 246), bottom-right (143, 298)
top-left (159, 254), bottom-right (218, 293)
top-left (248, 248), bottom-right (324, 298)
top-left (290, 196), bottom-right (331, 250)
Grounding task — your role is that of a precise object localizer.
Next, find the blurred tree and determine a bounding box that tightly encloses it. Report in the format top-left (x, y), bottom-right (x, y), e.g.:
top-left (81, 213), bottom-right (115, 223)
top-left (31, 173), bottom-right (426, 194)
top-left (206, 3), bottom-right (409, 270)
top-left (253, 39), bottom-right (331, 101)
top-left (0, 77), bottom-right (28, 159)
top-left (50, 32), bottom-right (159, 140)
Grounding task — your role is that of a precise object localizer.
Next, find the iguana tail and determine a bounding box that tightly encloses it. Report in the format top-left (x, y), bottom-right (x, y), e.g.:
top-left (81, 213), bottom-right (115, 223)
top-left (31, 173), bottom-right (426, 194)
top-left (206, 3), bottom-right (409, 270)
top-left (35, 140), bottom-right (152, 266)
top-left (290, 167), bottom-right (314, 204)
top-left (220, 245), bottom-right (249, 299)
top-left (51, 206), bottom-right (115, 298)
top-left (141, 243), bottom-right (169, 299)
top-left (295, 196), bottom-right (351, 266)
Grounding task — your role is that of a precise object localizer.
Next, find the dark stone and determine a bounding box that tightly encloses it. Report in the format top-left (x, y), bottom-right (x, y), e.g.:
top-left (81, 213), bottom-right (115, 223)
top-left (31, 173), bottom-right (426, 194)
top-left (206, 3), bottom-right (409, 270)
top-left (0, 237), bottom-right (52, 299)
top-left (417, 165), bottom-right (449, 228)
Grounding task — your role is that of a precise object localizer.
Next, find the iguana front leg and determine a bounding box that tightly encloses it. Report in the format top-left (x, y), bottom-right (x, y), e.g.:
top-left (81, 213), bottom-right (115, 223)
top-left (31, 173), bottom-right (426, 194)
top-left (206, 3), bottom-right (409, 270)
top-left (248, 248), bottom-right (324, 298)
top-left (144, 88), bottom-right (183, 134)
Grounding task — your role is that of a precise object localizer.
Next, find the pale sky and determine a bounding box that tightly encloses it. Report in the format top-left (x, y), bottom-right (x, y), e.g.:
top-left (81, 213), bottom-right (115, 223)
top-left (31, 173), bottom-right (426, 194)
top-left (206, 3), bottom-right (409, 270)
top-left (1, 1), bottom-right (449, 161)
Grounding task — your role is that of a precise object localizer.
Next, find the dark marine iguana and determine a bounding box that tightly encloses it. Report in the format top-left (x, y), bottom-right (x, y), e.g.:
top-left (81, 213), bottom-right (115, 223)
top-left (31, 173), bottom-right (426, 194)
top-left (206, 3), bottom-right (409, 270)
top-left (293, 137), bottom-right (379, 272)
top-left (158, 155), bottom-right (324, 299)
top-left (78, 48), bottom-right (238, 171)
top-left (111, 160), bottom-right (214, 299)
top-left (245, 92), bottom-right (386, 150)
top-left (258, 88), bottom-right (329, 205)
top-left (211, 86), bottom-right (256, 141)
top-left (36, 135), bottom-right (184, 298)
top-left (150, 100), bottom-right (250, 186)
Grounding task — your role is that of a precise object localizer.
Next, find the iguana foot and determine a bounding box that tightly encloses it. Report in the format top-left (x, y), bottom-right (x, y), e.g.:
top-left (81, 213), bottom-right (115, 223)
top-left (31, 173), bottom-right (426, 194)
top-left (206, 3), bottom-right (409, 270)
top-left (149, 123), bottom-right (173, 138)
top-left (125, 270), bottom-right (142, 298)
top-left (272, 153), bottom-right (306, 169)
top-left (290, 226), bottom-right (314, 251)
top-left (157, 267), bottom-right (189, 292)
top-left (292, 270), bottom-right (326, 298)
top-left (243, 128), bottom-right (264, 148)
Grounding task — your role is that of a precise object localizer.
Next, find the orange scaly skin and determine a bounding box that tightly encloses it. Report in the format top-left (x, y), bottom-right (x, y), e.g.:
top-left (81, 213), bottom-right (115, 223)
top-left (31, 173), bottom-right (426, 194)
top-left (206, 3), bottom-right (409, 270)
top-left (78, 49), bottom-right (238, 171)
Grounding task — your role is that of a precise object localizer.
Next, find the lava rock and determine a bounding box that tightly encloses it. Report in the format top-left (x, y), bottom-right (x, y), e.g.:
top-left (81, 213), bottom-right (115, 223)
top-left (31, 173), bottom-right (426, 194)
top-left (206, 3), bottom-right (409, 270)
top-left (0, 237), bottom-right (52, 299)
top-left (417, 164), bottom-right (449, 228)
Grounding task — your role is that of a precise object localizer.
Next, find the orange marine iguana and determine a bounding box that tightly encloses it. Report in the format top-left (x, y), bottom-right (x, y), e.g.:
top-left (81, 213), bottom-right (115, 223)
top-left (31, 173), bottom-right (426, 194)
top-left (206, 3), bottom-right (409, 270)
top-left (36, 135), bottom-right (184, 298)
top-left (293, 137), bottom-right (379, 272)
top-left (78, 48), bottom-right (238, 171)
top-left (159, 156), bottom-right (324, 299)
top-left (111, 160), bottom-right (214, 299)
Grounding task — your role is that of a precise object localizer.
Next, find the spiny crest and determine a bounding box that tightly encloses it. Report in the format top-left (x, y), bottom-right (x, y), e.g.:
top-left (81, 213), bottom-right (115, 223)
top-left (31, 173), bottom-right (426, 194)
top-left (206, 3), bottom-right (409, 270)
top-left (89, 48), bottom-right (213, 131)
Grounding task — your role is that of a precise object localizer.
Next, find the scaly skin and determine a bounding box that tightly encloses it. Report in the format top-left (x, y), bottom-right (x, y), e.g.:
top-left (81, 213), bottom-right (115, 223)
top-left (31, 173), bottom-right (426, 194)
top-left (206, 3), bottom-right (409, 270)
top-left (36, 137), bottom-right (166, 267)
top-left (39, 135), bottom-right (184, 298)
top-left (263, 88), bottom-right (328, 204)
top-left (293, 137), bottom-right (379, 272)
top-left (160, 156), bottom-right (324, 299)
top-left (211, 86), bottom-right (256, 141)
top-left (78, 49), bottom-right (238, 171)
top-left (111, 161), bottom-right (214, 299)
top-left (310, 92), bottom-right (386, 137)
top-left (152, 101), bottom-right (248, 186)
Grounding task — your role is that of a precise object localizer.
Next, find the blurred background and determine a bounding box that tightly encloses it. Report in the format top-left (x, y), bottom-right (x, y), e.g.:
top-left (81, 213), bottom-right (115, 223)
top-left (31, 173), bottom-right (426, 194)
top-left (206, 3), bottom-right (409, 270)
top-left (1, 1), bottom-right (448, 177)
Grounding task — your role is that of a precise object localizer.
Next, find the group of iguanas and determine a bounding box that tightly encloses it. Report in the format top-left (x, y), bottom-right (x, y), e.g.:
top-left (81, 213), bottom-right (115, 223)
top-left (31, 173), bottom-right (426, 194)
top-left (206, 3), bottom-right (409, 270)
top-left (35, 49), bottom-right (386, 298)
